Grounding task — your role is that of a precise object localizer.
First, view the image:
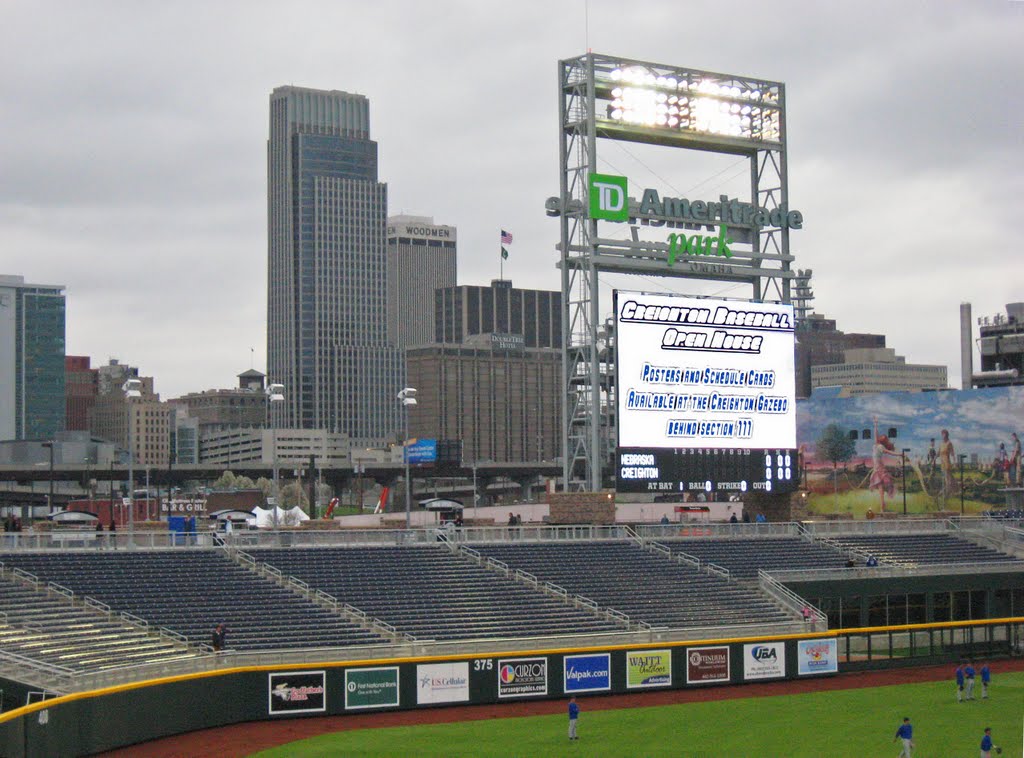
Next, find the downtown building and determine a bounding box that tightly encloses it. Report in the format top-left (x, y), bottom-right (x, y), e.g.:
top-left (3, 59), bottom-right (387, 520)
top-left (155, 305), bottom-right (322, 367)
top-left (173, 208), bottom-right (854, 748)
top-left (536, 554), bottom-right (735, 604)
top-left (406, 280), bottom-right (562, 464)
top-left (810, 347), bottom-right (947, 397)
top-left (0, 275), bottom-right (66, 440)
top-left (267, 86), bottom-right (402, 446)
top-left (386, 215), bottom-right (457, 349)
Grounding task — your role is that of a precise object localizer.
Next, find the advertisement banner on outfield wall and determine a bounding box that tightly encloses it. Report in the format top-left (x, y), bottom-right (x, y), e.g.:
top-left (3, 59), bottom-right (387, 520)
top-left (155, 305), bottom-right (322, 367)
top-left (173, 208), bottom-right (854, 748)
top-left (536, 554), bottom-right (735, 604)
top-left (497, 657), bottom-right (548, 698)
top-left (626, 649), bottom-right (672, 689)
top-left (268, 670), bottom-right (326, 715)
top-left (686, 645), bottom-right (730, 684)
top-left (345, 666), bottom-right (400, 710)
top-left (743, 642), bottom-right (785, 681)
top-left (564, 653), bottom-right (611, 693)
top-left (797, 639), bottom-right (838, 676)
top-left (417, 662), bottom-right (470, 705)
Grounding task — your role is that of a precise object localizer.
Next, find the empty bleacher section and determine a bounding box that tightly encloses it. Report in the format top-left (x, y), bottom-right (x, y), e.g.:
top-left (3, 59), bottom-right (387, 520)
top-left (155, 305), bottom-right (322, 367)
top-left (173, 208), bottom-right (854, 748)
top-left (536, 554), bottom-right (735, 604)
top-left (659, 536), bottom-right (851, 580)
top-left (0, 573), bottom-right (196, 673)
top-left (246, 545), bottom-right (621, 641)
top-left (468, 540), bottom-right (792, 630)
top-left (0, 551), bottom-right (384, 651)
top-left (824, 533), bottom-right (1022, 567)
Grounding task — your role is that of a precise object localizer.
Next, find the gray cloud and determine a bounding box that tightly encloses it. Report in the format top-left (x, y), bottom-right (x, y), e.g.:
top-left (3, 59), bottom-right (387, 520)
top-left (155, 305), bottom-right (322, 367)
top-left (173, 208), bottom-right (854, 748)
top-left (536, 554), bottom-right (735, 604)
top-left (1, 0), bottom-right (1021, 398)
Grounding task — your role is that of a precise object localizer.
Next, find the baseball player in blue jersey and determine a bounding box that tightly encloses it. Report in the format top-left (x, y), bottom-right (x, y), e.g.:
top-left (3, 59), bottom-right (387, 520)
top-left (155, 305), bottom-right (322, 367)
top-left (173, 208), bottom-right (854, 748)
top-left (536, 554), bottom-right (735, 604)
top-left (964, 662), bottom-right (976, 700)
top-left (893, 717), bottom-right (914, 757)
top-left (955, 664), bottom-right (965, 702)
top-left (980, 726), bottom-right (1001, 757)
top-left (980, 663), bottom-right (991, 699)
top-left (567, 696), bottom-right (579, 740)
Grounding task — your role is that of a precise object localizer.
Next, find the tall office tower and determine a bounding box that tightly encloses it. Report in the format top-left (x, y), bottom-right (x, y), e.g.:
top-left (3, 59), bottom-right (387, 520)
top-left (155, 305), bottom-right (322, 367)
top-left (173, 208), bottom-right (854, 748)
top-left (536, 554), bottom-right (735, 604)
top-left (386, 215), bottom-right (457, 348)
top-left (267, 86), bottom-right (403, 445)
top-left (0, 275), bottom-right (66, 440)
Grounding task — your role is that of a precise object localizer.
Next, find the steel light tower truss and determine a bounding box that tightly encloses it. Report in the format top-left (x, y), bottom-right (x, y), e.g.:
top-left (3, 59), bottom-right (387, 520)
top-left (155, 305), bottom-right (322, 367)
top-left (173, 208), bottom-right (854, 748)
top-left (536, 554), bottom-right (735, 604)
top-left (554, 53), bottom-right (796, 491)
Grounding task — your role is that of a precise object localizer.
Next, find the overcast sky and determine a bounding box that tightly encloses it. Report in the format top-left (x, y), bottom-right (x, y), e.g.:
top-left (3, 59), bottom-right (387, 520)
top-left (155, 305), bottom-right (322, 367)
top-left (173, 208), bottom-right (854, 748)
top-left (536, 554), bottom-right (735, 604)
top-left (2, 1), bottom-right (1021, 399)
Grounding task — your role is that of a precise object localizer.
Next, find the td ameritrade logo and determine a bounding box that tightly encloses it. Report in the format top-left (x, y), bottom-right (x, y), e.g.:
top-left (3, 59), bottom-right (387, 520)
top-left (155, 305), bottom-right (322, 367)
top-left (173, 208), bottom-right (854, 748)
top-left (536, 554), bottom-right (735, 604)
top-left (564, 653), bottom-right (611, 693)
top-left (589, 173), bottom-right (629, 221)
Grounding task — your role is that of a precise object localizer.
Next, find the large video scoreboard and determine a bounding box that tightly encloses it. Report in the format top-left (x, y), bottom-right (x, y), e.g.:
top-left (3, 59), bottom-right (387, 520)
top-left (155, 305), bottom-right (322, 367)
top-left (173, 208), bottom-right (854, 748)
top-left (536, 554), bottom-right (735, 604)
top-left (614, 291), bottom-right (798, 495)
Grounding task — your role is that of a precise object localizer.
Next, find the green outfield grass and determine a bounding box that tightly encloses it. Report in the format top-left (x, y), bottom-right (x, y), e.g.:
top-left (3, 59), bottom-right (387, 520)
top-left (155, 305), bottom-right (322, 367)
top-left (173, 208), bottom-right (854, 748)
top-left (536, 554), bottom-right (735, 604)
top-left (252, 672), bottom-right (1024, 757)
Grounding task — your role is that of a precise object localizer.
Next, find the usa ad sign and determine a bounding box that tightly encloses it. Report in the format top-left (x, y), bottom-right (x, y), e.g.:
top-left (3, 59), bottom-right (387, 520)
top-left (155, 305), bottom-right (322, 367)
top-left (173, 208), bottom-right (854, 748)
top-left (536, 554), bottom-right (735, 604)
top-left (797, 639), bottom-right (838, 676)
top-left (498, 657), bottom-right (548, 698)
top-left (743, 642), bottom-right (785, 681)
top-left (564, 653), bottom-right (611, 693)
top-left (626, 649), bottom-right (671, 689)
top-left (268, 670), bottom-right (326, 715)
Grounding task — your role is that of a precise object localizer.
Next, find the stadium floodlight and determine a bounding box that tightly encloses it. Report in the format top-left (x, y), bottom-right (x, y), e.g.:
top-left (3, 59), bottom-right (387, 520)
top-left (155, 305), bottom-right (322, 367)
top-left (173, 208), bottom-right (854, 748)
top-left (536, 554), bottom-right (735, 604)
top-left (595, 59), bottom-right (784, 146)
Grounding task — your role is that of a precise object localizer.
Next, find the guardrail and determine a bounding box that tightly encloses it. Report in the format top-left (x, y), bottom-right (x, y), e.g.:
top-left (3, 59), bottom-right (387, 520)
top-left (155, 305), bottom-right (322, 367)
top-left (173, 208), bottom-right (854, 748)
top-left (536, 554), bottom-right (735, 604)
top-left (769, 560), bottom-right (1024, 583)
top-left (758, 570), bottom-right (826, 625)
top-left (637, 522), bottom-right (801, 539)
top-left (800, 519), bottom-right (956, 536)
top-left (706, 562), bottom-right (730, 579)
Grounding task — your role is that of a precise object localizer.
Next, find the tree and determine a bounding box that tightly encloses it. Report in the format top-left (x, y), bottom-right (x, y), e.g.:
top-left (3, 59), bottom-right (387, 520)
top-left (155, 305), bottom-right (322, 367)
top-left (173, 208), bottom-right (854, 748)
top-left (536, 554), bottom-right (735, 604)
top-left (212, 471), bottom-right (238, 490)
top-left (816, 423), bottom-right (857, 511)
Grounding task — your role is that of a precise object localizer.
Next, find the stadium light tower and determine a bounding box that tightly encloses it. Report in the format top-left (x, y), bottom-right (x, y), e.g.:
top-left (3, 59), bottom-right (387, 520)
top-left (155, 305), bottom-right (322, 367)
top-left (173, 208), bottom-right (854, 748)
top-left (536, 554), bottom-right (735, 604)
top-left (122, 378), bottom-right (143, 533)
top-left (551, 53), bottom-right (797, 492)
top-left (266, 383), bottom-right (285, 529)
top-left (397, 387), bottom-right (418, 528)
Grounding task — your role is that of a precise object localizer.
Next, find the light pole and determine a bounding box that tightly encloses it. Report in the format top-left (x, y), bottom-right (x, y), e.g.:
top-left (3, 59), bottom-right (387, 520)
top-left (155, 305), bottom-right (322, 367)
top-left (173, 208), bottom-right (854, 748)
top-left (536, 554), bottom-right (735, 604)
top-left (41, 441), bottom-right (55, 518)
top-left (397, 387), bottom-right (418, 528)
top-left (901, 448), bottom-right (911, 515)
top-left (122, 379), bottom-right (143, 533)
top-left (266, 383), bottom-right (285, 529)
top-left (958, 453), bottom-right (967, 515)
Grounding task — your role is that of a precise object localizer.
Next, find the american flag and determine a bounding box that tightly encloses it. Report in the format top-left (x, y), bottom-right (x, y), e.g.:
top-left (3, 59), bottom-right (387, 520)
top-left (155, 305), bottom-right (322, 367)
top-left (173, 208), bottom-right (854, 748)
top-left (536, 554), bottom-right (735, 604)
top-left (500, 229), bottom-right (513, 245)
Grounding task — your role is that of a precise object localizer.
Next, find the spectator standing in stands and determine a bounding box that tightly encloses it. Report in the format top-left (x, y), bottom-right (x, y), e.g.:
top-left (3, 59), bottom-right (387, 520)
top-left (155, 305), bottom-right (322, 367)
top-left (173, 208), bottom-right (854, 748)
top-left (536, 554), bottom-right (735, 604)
top-left (964, 661), bottom-right (976, 700)
top-left (729, 512), bottom-right (738, 524)
top-left (955, 663), bottom-right (965, 702)
top-left (893, 717), bottom-right (914, 757)
top-left (212, 623), bottom-right (226, 652)
top-left (866, 555), bottom-right (879, 567)
top-left (109, 520), bottom-right (116, 549)
top-left (742, 510), bottom-right (751, 524)
top-left (660, 514), bottom-right (670, 525)
top-left (980, 662), bottom-right (991, 699)
top-left (755, 513), bottom-right (766, 523)
top-left (567, 696), bottom-right (579, 740)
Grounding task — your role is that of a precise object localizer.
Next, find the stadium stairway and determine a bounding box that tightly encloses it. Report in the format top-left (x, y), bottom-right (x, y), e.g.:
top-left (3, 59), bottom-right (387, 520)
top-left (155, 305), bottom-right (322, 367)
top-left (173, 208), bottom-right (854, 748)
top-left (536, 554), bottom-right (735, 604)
top-left (222, 546), bottom-right (406, 644)
top-left (0, 566), bottom-right (201, 677)
top-left (0, 550), bottom-right (387, 653)
top-left (467, 540), bottom-right (797, 632)
top-left (243, 544), bottom-right (625, 642)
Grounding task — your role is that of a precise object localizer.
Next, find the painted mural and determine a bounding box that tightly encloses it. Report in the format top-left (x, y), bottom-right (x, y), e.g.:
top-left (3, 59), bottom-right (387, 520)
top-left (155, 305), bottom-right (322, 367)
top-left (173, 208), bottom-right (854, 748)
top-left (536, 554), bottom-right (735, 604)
top-left (796, 386), bottom-right (1023, 516)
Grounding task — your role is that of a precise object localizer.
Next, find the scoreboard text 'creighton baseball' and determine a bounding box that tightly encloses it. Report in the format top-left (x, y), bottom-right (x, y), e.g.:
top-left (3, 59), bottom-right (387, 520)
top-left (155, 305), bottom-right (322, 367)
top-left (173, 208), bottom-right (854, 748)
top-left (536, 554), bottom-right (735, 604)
top-left (614, 291), bottom-right (798, 496)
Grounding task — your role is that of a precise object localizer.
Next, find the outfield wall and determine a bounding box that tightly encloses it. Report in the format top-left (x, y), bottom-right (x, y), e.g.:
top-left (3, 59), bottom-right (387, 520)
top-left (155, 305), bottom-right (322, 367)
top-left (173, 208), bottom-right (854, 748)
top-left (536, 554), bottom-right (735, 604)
top-left (0, 619), bottom-right (1020, 757)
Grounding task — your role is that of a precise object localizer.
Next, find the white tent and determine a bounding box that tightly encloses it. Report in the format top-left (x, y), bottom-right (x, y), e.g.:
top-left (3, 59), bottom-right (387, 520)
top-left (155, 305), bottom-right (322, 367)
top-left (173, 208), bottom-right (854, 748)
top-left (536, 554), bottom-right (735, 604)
top-left (251, 506), bottom-right (310, 528)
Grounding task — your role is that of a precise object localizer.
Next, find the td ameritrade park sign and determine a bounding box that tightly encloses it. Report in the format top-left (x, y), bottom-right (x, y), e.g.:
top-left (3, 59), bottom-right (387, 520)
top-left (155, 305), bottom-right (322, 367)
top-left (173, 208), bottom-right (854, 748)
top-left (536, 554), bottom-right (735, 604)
top-left (543, 173), bottom-right (804, 271)
top-left (587, 173), bottom-right (803, 231)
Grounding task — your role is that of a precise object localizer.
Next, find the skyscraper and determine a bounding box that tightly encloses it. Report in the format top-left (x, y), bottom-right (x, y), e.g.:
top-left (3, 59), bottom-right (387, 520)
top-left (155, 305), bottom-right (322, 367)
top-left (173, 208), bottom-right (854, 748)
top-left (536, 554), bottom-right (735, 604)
top-left (386, 215), bottom-right (457, 349)
top-left (267, 86), bottom-right (402, 444)
top-left (0, 275), bottom-right (66, 440)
